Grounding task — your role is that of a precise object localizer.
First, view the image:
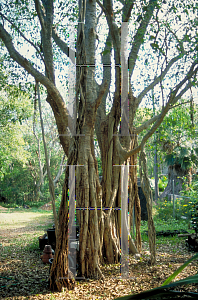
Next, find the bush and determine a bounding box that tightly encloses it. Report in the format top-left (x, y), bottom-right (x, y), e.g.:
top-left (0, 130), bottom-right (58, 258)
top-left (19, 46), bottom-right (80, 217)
top-left (155, 197), bottom-right (194, 221)
top-left (180, 177), bottom-right (198, 233)
top-left (158, 175), bottom-right (168, 191)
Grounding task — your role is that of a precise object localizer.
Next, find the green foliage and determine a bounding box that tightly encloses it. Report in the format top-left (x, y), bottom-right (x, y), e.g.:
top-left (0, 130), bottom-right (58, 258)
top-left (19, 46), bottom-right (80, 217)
top-left (0, 79), bottom-right (33, 179)
top-left (150, 176), bottom-right (168, 191)
top-left (165, 146), bottom-right (198, 170)
top-left (0, 78), bottom-right (65, 205)
top-left (0, 85), bottom-right (32, 126)
top-left (155, 197), bottom-right (193, 221)
top-left (180, 177), bottom-right (198, 233)
top-left (96, 157), bottom-right (102, 176)
top-left (158, 176), bottom-right (168, 191)
top-left (141, 217), bottom-right (190, 237)
top-left (159, 102), bottom-right (198, 170)
top-left (136, 102), bottom-right (198, 178)
top-left (114, 270), bottom-right (198, 299)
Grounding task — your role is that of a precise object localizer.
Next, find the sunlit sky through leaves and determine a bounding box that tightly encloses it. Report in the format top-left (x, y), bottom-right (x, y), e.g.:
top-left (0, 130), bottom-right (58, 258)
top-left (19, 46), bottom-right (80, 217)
top-left (0, 0), bottom-right (197, 113)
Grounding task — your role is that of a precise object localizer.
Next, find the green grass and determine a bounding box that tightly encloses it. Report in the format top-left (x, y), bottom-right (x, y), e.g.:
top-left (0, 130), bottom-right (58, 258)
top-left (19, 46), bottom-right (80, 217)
top-left (0, 200), bottom-right (50, 209)
top-left (141, 217), bottom-right (191, 233)
top-left (0, 210), bottom-right (53, 252)
top-left (139, 203), bottom-right (194, 248)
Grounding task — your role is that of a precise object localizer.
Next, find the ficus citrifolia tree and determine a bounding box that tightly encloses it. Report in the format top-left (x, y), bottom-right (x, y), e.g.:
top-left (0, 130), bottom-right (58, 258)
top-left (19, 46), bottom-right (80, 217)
top-left (0, 0), bottom-right (198, 291)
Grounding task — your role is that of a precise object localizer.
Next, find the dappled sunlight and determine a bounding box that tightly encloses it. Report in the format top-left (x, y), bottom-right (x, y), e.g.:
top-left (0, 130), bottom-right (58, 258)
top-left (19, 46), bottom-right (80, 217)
top-left (0, 210), bottom-right (198, 299)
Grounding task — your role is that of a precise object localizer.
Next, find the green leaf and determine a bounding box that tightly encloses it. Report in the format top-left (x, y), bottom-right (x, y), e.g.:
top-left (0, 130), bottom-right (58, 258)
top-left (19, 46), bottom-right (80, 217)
top-left (149, 35), bottom-right (155, 41)
top-left (106, 41), bottom-right (112, 47)
top-left (102, 49), bottom-right (110, 56)
top-left (162, 253), bottom-right (198, 286)
top-left (150, 42), bottom-right (159, 50)
top-left (114, 273), bottom-right (198, 299)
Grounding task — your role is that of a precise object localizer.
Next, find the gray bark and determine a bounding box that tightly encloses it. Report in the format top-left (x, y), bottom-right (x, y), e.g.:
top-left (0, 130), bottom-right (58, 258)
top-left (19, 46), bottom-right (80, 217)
top-left (160, 164), bottom-right (190, 199)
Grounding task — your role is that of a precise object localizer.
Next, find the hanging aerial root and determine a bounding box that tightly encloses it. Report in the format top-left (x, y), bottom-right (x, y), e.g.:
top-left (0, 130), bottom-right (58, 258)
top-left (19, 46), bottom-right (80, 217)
top-left (139, 150), bottom-right (156, 265)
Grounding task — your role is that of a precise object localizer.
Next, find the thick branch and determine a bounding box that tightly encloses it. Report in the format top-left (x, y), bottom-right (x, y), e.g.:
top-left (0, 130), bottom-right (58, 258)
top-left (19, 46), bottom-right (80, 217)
top-left (129, 0), bottom-right (157, 79)
top-left (34, 0), bottom-right (45, 30)
top-left (35, 0), bottom-right (55, 83)
top-left (0, 24), bottom-right (71, 155)
top-left (100, 31), bottom-right (112, 114)
top-left (120, 63), bottom-right (198, 160)
top-left (104, 0), bottom-right (120, 57)
top-left (0, 12), bottom-right (45, 65)
top-left (52, 27), bottom-right (70, 57)
top-left (0, 24), bottom-right (55, 94)
top-left (95, 80), bottom-right (108, 110)
top-left (122, 1), bottom-right (135, 23)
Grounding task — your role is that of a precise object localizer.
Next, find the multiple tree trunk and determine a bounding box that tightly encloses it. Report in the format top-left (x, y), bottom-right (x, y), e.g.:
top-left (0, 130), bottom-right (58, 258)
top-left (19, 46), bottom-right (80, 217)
top-left (0, 0), bottom-right (198, 292)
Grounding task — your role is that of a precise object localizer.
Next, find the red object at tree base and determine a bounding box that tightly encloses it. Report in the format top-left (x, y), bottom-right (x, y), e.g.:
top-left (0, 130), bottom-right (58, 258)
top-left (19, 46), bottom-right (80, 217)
top-left (41, 245), bottom-right (53, 264)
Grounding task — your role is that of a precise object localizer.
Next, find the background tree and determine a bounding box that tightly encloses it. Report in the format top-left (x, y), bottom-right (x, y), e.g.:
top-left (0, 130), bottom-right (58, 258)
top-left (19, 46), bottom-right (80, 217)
top-left (0, 0), bottom-right (198, 291)
top-left (0, 74), bottom-right (33, 202)
top-left (136, 101), bottom-right (198, 199)
top-left (0, 64), bottom-right (65, 204)
top-left (158, 101), bottom-right (198, 198)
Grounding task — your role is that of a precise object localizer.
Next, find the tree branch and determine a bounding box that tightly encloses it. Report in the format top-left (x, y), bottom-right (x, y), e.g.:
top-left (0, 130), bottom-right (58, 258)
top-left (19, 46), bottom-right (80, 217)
top-left (104, 0), bottom-right (120, 57)
top-left (34, 0), bottom-right (45, 30)
top-left (169, 100), bottom-right (191, 109)
top-left (136, 114), bottom-right (159, 134)
top-left (52, 27), bottom-right (72, 59)
top-left (0, 12), bottom-right (45, 65)
top-left (129, 0), bottom-right (157, 79)
top-left (120, 62), bottom-right (198, 160)
top-left (0, 24), bottom-right (71, 156)
top-left (96, 0), bottom-right (106, 14)
top-left (0, 24), bottom-right (53, 90)
top-left (122, 1), bottom-right (135, 23)
top-left (137, 54), bottom-right (182, 106)
top-left (53, 154), bottom-right (66, 185)
top-left (135, 90), bottom-right (195, 135)
top-left (171, 79), bottom-right (197, 107)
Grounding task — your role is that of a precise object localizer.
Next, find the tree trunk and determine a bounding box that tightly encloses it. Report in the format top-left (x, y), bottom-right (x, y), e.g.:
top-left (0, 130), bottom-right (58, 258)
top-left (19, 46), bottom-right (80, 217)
top-left (76, 129), bottom-right (103, 278)
top-left (160, 164), bottom-right (191, 199)
top-left (49, 174), bottom-right (75, 291)
top-left (139, 150), bottom-right (156, 265)
top-left (99, 120), bottom-right (140, 264)
top-left (49, 140), bottom-right (77, 291)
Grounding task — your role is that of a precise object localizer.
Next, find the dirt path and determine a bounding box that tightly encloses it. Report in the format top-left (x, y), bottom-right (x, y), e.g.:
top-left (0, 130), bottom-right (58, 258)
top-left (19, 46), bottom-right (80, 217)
top-left (0, 210), bottom-right (197, 299)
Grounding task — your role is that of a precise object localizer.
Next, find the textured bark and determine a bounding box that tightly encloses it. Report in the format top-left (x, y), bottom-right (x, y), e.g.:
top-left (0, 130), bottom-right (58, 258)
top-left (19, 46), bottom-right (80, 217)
top-left (73, 0), bottom-right (104, 279)
top-left (160, 164), bottom-right (191, 199)
top-left (139, 151), bottom-right (156, 265)
top-left (99, 116), bottom-right (140, 264)
top-left (76, 130), bottom-right (102, 278)
top-left (49, 141), bottom-right (77, 290)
